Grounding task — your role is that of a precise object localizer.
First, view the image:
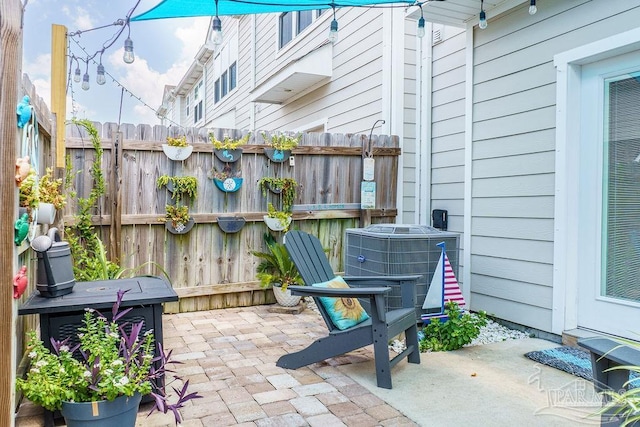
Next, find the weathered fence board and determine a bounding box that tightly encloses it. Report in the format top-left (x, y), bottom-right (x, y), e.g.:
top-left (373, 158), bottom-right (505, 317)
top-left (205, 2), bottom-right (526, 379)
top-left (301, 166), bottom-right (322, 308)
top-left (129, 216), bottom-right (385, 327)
top-left (63, 123), bottom-right (399, 312)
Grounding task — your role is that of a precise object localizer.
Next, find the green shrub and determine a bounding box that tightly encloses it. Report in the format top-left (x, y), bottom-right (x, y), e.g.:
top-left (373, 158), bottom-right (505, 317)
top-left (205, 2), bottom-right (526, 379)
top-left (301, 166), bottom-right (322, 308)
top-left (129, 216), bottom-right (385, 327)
top-left (419, 301), bottom-right (487, 352)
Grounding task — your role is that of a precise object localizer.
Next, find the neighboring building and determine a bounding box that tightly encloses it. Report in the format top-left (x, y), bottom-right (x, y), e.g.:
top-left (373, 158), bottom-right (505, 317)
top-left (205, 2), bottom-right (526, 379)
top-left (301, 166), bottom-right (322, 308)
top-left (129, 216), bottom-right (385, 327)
top-left (418, 0), bottom-right (640, 340)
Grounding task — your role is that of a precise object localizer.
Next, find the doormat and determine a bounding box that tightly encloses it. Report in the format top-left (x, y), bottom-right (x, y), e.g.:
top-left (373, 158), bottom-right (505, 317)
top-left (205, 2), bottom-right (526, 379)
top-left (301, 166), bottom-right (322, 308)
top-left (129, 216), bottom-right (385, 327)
top-left (525, 346), bottom-right (639, 386)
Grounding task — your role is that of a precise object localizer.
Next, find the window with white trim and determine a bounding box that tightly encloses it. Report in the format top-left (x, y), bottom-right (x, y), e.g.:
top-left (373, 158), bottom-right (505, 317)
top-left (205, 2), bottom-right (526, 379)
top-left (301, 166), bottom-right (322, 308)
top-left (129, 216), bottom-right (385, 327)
top-left (185, 95), bottom-right (190, 117)
top-left (193, 80), bottom-right (203, 123)
top-left (279, 10), bottom-right (324, 49)
top-left (212, 18), bottom-right (239, 105)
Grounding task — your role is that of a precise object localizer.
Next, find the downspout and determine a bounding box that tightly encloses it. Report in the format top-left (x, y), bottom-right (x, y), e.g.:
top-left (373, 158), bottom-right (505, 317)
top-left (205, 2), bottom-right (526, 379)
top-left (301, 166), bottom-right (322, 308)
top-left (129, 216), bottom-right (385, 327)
top-left (195, 58), bottom-right (208, 125)
top-left (462, 24), bottom-right (474, 308)
top-left (250, 14), bottom-right (256, 132)
top-left (417, 22), bottom-right (433, 225)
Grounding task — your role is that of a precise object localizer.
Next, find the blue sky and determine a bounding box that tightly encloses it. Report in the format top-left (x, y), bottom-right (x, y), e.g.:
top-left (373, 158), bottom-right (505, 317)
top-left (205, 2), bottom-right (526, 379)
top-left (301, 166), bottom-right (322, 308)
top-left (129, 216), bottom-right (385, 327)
top-left (22, 0), bottom-right (210, 126)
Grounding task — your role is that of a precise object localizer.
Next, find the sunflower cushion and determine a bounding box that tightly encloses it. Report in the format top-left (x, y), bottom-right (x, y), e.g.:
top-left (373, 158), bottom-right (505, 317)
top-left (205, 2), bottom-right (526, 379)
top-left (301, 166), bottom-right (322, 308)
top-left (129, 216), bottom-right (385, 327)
top-left (313, 276), bottom-right (370, 330)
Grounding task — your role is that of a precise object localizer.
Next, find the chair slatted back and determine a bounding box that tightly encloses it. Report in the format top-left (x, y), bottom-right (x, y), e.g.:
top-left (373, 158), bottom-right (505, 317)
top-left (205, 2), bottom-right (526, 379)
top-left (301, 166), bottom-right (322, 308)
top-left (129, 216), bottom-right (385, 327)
top-left (284, 230), bottom-right (338, 330)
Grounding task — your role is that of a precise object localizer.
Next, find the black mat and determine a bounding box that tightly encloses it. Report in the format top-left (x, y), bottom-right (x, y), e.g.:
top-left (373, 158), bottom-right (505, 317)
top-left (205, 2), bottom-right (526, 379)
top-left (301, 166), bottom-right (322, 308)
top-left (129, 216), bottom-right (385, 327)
top-left (525, 346), bottom-right (640, 386)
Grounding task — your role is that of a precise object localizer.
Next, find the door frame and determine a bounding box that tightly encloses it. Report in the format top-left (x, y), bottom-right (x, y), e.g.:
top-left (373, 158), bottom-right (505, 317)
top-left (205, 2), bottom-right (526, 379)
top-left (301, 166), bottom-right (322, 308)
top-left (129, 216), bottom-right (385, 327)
top-left (553, 27), bottom-right (640, 336)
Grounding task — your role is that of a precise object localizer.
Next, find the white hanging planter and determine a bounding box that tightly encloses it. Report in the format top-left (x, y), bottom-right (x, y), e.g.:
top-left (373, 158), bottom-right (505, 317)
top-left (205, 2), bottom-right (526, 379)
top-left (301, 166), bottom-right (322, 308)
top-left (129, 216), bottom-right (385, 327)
top-left (36, 203), bottom-right (56, 225)
top-left (162, 144), bottom-right (193, 161)
top-left (263, 215), bottom-right (291, 232)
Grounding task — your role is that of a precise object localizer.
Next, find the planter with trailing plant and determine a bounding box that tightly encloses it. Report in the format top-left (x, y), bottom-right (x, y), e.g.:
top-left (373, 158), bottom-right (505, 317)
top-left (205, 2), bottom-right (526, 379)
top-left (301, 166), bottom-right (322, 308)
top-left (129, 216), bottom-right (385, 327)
top-left (16, 289), bottom-right (200, 426)
top-left (261, 131), bottom-right (300, 163)
top-left (210, 132), bottom-right (250, 163)
top-left (251, 234), bottom-right (304, 307)
top-left (164, 204), bottom-right (194, 234)
top-left (258, 177), bottom-right (297, 213)
top-left (156, 175), bottom-right (198, 200)
top-left (162, 135), bottom-right (193, 161)
top-left (263, 202), bottom-right (292, 232)
top-left (37, 167), bottom-right (66, 225)
top-left (209, 167), bottom-right (243, 193)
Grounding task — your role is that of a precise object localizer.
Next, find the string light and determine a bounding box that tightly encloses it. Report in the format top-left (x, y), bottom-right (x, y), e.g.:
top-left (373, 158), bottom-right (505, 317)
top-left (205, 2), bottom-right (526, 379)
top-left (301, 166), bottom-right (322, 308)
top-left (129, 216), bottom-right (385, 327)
top-left (417, 5), bottom-right (425, 39)
top-left (328, 5), bottom-right (339, 44)
top-left (529, 0), bottom-right (537, 15)
top-left (479, 0), bottom-right (487, 29)
top-left (123, 36), bottom-right (135, 64)
top-left (96, 62), bottom-right (106, 85)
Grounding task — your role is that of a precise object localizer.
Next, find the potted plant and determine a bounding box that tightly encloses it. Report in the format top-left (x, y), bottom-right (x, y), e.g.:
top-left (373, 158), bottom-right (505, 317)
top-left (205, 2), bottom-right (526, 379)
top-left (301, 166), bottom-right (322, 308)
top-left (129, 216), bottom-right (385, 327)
top-left (164, 204), bottom-right (194, 234)
top-left (261, 131), bottom-right (300, 162)
top-left (38, 167), bottom-right (66, 224)
top-left (264, 202), bottom-right (292, 232)
top-left (209, 166), bottom-right (243, 193)
top-left (251, 234), bottom-right (304, 306)
top-left (156, 175), bottom-right (198, 202)
top-left (210, 132), bottom-right (250, 163)
top-left (257, 177), bottom-right (297, 212)
top-left (16, 289), bottom-right (200, 426)
top-left (162, 135), bottom-right (193, 161)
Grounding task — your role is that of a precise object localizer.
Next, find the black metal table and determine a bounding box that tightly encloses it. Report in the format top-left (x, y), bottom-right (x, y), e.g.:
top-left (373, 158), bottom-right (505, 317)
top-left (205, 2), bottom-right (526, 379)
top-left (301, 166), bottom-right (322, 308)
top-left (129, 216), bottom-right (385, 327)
top-left (18, 276), bottom-right (178, 427)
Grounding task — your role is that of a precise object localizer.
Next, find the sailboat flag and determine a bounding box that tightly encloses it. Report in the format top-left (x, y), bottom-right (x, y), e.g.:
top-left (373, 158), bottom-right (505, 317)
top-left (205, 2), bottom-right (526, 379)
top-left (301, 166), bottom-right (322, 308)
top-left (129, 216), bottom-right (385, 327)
top-left (421, 241), bottom-right (465, 322)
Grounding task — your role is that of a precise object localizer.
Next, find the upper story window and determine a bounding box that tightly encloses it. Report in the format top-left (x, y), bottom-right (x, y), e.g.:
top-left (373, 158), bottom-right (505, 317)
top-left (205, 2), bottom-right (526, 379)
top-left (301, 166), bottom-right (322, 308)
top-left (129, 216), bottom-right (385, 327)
top-left (185, 95), bottom-right (190, 117)
top-left (193, 80), bottom-right (203, 123)
top-left (212, 18), bottom-right (239, 105)
top-left (279, 10), bottom-right (324, 49)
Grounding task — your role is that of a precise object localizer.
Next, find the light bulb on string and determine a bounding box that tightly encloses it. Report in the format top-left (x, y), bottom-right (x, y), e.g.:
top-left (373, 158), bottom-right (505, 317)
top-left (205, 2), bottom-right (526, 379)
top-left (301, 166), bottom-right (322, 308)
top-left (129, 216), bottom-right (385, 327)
top-left (328, 6), bottom-right (338, 44)
top-left (74, 64), bottom-right (81, 83)
top-left (123, 37), bottom-right (135, 64)
top-left (417, 17), bottom-right (425, 39)
top-left (529, 0), bottom-right (537, 15)
top-left (211, 16), bottom-right (223, 46)
top-left (479, 0), bottom-right (488, 29)
top-left (82, 72), bottom-right (90, 91)
top-left (96, 63), bottom-right (106, 85)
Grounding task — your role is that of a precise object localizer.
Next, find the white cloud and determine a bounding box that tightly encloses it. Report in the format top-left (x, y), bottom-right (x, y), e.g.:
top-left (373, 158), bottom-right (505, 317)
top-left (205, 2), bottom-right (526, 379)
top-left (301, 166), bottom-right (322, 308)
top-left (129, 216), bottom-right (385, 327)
top-left (174, 18), bottom-right (210, 61)
top-left (63, 5), bottom-right (94, 30)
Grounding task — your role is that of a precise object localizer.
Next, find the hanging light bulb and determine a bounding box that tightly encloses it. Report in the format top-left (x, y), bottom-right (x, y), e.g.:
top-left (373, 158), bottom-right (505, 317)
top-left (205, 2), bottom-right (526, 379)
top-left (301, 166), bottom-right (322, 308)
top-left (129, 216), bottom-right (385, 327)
top-left (96, 63), bottom-right (106, 85)
top-left (328, 7), bottom-right (339, 44)
top-left (210, 16), bottom-right (223, 46)
top-left (479, 0), bottom-right (488, 29)
top-left (81, 72), bottom-right (90, 91)
top-left (416, 5), bottom-right (426, 39)
top-left (123, 37), bottom-right (135, 64)
top-left (73, 64), bottom-right (81, 83)
top-left (529, 0), bottom-right (537, 15)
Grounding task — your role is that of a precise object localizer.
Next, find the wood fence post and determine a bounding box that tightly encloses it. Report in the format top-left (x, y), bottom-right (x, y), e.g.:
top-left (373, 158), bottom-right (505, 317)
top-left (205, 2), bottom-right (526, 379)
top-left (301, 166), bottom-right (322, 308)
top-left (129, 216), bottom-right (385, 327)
top-left (110, 131), bottom-right (123, 262)
top-left (1, 1), bottom-right (23, 424)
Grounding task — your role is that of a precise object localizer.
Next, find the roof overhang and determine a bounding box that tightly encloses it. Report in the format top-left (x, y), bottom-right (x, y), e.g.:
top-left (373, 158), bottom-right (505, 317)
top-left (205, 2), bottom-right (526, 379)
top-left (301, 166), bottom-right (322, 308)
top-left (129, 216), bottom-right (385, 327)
top-left (174, 45), bottom-right (214, 96)
top-left (250, 42), bottom-right (333, 104)
top-left (408, 0), bottom-right (527, 27)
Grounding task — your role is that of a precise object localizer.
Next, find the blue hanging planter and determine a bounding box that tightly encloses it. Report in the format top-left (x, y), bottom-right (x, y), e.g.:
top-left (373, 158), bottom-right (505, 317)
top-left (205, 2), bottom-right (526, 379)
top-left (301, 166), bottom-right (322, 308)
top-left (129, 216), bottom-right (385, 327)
top-left (213, 177), bottom-right (243, 193)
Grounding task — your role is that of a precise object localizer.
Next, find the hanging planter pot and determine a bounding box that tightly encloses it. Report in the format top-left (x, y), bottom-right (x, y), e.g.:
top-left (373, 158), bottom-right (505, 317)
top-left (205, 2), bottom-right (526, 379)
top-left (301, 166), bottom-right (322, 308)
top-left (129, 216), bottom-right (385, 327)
top-left (217, 216), bottom-right (246, 233)
top-left (162, 144), bottom-right (193, 161)
top-left (60, 392), bottom-right (142, 427)
top-left (36, 202), bottom-right (56, 225)
top-left (264, 148), bottom-right (291, 163)
top-left (263, 215), bottom-right (291, 232)
top-left (214, 148), bottom-right (243, 163)
top-left (165, 217), bottom-right (195, 235)
top-left (213, 177), bottom-right (243, 193)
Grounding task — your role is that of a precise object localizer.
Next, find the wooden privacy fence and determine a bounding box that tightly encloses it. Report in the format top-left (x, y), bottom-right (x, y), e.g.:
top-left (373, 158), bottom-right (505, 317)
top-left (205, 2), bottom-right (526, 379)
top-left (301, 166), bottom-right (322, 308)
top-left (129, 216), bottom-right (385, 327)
top-left (64, 122), bottom-right (400, 313)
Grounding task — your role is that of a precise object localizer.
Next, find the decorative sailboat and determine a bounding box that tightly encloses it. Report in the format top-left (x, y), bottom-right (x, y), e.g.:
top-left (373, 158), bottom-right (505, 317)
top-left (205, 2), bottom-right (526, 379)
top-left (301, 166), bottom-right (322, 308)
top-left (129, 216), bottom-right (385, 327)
top-left (421, 241), bottom-right (465, 324)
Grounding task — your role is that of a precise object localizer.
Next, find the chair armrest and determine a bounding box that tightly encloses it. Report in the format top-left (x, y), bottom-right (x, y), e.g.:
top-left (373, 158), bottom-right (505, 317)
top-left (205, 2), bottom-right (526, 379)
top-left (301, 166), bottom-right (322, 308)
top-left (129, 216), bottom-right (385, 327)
top-left (343, 275), bottom-right (420, 309)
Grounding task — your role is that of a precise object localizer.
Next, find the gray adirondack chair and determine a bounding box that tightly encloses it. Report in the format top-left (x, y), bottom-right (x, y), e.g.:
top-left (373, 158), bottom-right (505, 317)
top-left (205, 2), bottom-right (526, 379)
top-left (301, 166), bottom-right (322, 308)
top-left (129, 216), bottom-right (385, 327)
top-left (277, 230), bottom-right (421, 389)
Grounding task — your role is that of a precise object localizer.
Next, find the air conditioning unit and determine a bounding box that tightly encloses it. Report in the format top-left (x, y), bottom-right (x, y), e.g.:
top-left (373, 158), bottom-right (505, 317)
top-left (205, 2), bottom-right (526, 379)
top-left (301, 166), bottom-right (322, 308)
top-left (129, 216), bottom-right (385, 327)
top-left (345, 224), bottom-right (460, 321)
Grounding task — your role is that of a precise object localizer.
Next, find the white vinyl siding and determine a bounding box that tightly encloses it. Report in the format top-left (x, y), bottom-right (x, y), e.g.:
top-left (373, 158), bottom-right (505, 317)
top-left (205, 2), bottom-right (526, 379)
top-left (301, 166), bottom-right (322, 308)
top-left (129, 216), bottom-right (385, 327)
top-left (401, 18), bottom-right (418, 224)
top-left (466, 0), bottom-right (640, 331)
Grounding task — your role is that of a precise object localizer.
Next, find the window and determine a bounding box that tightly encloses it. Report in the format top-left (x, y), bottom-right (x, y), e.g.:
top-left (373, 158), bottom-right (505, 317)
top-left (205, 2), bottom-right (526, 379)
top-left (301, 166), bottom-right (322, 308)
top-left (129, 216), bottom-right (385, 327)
top-left (185, 95), bottom-right (190, 117)
top-left (221, 71), bottom-right (228, 97)
top-left (192, 80), bottom-right (203, 124)
top-left (194, 101), bottom-right (203, 122)
top-left (279, 10), bottom-right (323, 48)
top-left (229, 62), bottom-right (237, 91)
top-left (214, 79), bottom-right (220, 103)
